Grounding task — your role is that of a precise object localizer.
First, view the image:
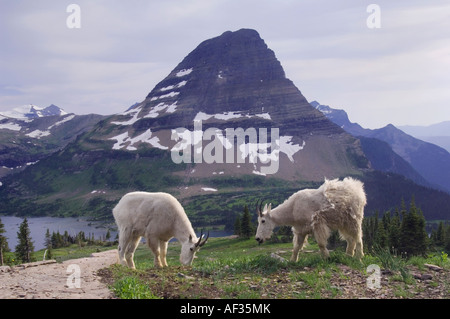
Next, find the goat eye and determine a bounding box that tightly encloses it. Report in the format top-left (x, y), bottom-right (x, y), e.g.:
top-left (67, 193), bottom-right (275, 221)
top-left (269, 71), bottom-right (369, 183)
top-left (190, 248), bottom-right (193, 251)
top-left (261, 220), bottom-right (265, 223)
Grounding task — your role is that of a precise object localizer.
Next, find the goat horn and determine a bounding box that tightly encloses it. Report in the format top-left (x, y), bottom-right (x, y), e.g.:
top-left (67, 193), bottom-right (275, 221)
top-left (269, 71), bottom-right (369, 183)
top-left (257, 199), bottom-right (264, 217)
top-left (199, 231), bottom-right (209, 247)
top-left (255, 199), bottom-right (263, 217)
top-left (195, 230), bottom-right (203, 247)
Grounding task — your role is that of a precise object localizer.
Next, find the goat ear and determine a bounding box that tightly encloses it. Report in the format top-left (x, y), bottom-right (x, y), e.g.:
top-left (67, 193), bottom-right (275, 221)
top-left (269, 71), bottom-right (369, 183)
top-left (263, 203), bottom-right (268, 212)
top-left (268, 203), bottom-right (272, 213)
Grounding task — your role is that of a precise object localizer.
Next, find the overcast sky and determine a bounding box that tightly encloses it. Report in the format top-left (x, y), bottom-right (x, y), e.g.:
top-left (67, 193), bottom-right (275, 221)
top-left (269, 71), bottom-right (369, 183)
top-left (1, 0), bottom-right (449, 129)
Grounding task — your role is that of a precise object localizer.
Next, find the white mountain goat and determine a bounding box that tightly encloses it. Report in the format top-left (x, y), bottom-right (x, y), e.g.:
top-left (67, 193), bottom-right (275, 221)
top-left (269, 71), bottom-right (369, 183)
top-left (255, 177), bottom-right (366, 260)
top-left (113, 191), bottom-right (208, 268)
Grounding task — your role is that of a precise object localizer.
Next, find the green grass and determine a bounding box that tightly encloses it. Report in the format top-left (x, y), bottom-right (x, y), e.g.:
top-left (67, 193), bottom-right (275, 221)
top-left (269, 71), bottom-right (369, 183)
top-left (112, 276), bottom-right (161, 299)
top-left (107, 238), bottom-right (339, 298)
top-left (102, 236), bottom-right (450, 299)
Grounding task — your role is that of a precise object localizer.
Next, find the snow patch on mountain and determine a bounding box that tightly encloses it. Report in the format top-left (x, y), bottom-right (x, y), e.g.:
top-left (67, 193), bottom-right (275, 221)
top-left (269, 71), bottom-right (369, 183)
top-left (176, 68), bottom-right (193, 77)
top-left (151, 91), bottom-right (180, 101)
top-left (26, 130), bottom-right (51, 139)
top-left (111, 108), bottom-right (141, 126)
top-left (201, 187), bottom-right (218, 192)
top-left (109, 129), bottom-right (168, 151)
top-left (279, 136), bottom-right (306, 162)
top-left (160, 80), bottom-right (187, 92)
top-left (237, 136), bottom-right (305, 164)
top-left (144, 101), bottom-right (178, 118)
top-left (0, 104), bottom-right (72, 135)
top-left (0, 104), bottom-right (67, 120)
top-left (193, 111), bottom-right (271, 122)
top-left (0, 122), bottom-right (22, 131)
top-left (48, 114), bottom-right (76, 130)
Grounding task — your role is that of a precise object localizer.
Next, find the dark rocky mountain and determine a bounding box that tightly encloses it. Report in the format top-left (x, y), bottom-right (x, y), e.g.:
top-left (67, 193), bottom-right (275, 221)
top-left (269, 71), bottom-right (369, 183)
top-left (86, 29), bottom-right (368, 181)
top-left (140, 29), bottom-right (334, 134)
top-left (1, 30), bottom-right (449, 222)
top-left (312, 101), bottom-right (450, 193)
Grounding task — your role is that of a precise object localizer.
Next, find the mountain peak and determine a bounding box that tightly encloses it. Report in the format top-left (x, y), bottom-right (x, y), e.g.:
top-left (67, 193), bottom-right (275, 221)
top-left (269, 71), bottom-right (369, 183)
top-left (137, 28), bottom-right (319, 128)
top-left (0, 104), bottom-right (67, 120)
top-left (175, 28), bottom-right (285, 83)
top-left (218, 28), bottom-right (262, 41)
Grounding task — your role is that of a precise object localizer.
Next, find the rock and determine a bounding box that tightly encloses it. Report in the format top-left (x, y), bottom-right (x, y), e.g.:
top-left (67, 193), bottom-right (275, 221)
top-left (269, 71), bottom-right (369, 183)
top-left (413, 272), bottom-right (433, 281)
top-left (0, 266), bottom-right (12, 273)
top-left (424, 264), bottom-right (443, 272)
top-left (16, 260), bottom-right (57, 269)
top-left (413, 273), bottom-right (422, 280)
top-left (177, 272), bottom-right (195, 280)
top-left (270, 253), bottom-right (286, 262)
top-left (421, 274), bottom-right (433, 281)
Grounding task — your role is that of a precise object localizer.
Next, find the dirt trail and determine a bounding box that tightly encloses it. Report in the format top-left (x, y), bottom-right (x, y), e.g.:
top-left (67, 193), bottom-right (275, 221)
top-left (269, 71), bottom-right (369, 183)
top-left (0, 249), bottom-right (118, 299)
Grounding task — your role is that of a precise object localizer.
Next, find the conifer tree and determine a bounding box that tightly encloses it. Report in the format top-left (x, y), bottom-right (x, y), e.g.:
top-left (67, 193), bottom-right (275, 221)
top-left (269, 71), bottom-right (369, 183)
top-left (435, 221), bottom-right (445, 247)
top-left (0, 217), bottom-right (10, 266)
top-left (240, 205), bottom-right (254, 239)
top-left (399, 198), bottom-right (428, 257)
top-left (388, 210), bottom-right (401, 253)
top-left (362, 214), bottom-right (376, 252)
top-left (374, 211), bottom-right (388, 248)
top-left (15, 218), bottom-right (35, 263)
top-left (444, 223), bottom-right (450, 253)
top-left (44, 228), bottom-right (53, 260)
top-left (233, 214), bottom-right (241, 236)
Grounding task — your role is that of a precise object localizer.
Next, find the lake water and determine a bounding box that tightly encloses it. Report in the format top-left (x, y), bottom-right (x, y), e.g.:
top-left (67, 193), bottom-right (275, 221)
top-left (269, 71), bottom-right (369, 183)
top-left (0, 216), bottom-right (117, 252)
top-left (0, 216), bottom-right (232, 252)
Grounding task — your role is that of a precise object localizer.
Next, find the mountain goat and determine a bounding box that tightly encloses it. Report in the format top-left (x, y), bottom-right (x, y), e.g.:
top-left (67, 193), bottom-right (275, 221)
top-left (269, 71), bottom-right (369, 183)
top-left (255, 177), bottom-right (366, 260)
top-left (113, 191), bottom-right (208, 268)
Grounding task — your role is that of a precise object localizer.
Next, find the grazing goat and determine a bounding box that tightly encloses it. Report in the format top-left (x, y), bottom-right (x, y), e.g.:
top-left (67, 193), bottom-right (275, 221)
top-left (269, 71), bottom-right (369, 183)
top-left (255, 177), bottom-right (366, 260)
top-left (113, 191), bottom-right (208, 268)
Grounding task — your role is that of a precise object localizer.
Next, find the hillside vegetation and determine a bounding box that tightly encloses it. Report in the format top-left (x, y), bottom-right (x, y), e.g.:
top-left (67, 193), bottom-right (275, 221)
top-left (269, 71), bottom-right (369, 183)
top-left (102, 236), bottom-right (449, 299)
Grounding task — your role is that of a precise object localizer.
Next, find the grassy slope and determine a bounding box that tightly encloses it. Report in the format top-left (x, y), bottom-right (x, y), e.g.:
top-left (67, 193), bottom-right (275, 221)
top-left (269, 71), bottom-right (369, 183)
top-left (104, 237), bottom-right (450, 299)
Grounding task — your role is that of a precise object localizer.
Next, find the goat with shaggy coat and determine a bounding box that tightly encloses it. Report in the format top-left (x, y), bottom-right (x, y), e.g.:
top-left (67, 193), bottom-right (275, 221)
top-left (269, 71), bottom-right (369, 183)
top-left (113, 192), bottom-right (208, 268)
top-left (255, 177), bottom-right (366, 260)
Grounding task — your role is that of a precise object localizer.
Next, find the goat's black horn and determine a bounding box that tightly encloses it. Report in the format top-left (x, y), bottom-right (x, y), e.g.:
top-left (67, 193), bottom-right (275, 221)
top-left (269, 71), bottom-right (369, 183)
top-left (195, 230), bottom-right (203, 247)
top-left (199, 231), bottom-right (209, 247)
top-left (259, 200), bottom-right (264, 217)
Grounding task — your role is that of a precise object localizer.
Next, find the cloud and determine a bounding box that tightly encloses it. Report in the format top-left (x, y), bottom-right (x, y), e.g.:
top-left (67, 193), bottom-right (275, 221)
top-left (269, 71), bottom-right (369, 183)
top-left (0, 0), bottom-right (449, 128)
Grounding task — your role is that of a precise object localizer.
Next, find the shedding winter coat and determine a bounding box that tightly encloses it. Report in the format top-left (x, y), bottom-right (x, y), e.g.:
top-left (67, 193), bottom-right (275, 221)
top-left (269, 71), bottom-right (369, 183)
top-left (255, 177), bottom-right (366, 260)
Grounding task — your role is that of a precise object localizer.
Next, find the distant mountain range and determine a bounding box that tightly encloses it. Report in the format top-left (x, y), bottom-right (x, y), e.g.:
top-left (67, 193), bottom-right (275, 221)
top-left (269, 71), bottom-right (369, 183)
top-left (0, 104), bottom-right (67, 120)
top-left (0, 104), bottom-right (105, 177)
top-left (1, 29), bottom-right (449, 223)
top-left (399, 121), bottom-right (450, 153)
top-left (312, 101), bottom-right (450, 194)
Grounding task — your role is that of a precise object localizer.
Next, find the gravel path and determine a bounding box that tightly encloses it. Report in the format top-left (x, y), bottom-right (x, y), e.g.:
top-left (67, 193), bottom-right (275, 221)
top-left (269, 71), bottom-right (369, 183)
top-left (0, 249), bottom-right (118, 299)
